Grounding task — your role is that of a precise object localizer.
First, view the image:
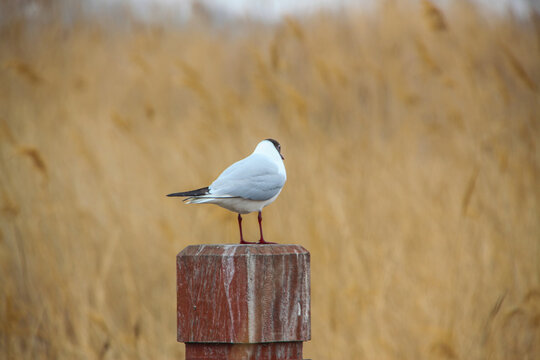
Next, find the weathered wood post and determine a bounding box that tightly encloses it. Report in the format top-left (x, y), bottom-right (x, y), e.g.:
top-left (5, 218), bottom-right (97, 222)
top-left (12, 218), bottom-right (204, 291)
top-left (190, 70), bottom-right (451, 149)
top-left (177, 244), bottom-right (310, 360)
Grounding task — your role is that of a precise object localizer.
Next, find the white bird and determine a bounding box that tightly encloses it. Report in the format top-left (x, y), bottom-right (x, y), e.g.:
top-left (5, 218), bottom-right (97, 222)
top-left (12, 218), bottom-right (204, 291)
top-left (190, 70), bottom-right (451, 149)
top-left (167, 139), bottom-right (286, 244)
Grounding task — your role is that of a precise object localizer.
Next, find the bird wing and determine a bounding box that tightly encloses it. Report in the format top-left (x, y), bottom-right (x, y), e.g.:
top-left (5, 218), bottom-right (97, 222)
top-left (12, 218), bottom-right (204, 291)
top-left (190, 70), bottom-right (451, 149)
top-left (209, 153), bottom-right (286, 201)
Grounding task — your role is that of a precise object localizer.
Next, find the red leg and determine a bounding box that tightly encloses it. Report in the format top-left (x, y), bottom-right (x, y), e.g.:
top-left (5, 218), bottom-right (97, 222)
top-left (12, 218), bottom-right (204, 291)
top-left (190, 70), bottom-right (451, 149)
top-left (257, 211), bottom-right (276, 244)
top-left (238, 214), bottom-right (255, 244)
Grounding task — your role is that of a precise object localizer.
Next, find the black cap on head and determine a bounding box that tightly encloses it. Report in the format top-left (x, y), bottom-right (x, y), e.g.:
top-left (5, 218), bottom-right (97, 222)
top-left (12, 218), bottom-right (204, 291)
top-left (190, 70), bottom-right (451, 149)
top-left (265, 138), bottom-right (284, 159)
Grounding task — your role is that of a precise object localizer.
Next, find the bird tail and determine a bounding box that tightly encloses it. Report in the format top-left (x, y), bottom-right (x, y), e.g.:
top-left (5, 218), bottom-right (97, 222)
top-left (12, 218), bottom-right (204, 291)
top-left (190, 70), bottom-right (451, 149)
top-left (167, 187), bottom-right (209, 198)
top-left (183, 196), bottom-right (215, 204)
top-left (167, 187), bottom-right (239, 204)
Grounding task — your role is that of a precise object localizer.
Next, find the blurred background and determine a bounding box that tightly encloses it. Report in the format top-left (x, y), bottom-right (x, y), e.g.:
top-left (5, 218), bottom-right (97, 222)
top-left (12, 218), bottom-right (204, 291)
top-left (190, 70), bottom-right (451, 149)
top-left (1, 0), bottom-right (539, 359)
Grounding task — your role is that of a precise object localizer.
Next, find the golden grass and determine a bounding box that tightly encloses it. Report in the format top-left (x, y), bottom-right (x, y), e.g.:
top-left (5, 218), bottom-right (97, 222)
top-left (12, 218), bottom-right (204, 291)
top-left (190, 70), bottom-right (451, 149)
top-left (1, 2), bottom-right (539, 359)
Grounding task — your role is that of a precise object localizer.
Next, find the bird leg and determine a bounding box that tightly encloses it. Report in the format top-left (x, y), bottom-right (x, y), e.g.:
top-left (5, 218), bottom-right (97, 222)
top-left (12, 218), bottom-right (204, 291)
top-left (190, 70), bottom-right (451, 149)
top-left (258, 211), bottom-right (276, 244)
top-left (238, 214), bottom-right (255, 244)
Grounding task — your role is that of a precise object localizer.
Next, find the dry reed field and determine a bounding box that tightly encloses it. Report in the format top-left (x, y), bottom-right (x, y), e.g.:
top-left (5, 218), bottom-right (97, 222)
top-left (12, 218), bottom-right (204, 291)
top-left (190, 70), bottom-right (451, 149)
top-left (1, 1), bottom-right (539, 359)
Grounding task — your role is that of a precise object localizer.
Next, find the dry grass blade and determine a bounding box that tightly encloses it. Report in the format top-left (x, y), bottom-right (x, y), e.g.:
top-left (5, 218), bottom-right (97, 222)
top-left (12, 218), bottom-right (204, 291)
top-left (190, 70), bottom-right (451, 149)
top-left (422, 0), bottom-right (448, 32)
top-left (5, 60), bottom-right (44, 84)
top-left (18, 146), bottom-right (47, 177)
top-left (500, 44), bottom-right (538, 92)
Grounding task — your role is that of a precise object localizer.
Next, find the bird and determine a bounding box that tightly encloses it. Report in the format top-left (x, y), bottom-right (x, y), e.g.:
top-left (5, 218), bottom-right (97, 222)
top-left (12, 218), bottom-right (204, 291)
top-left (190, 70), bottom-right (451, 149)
top-left (167, 139), bottom-right (286, 244)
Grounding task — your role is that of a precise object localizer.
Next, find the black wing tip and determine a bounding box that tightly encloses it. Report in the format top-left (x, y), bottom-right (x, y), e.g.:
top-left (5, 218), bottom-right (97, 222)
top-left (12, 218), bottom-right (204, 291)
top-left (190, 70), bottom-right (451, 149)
top-left (166, 187), bottom-right (209, 197)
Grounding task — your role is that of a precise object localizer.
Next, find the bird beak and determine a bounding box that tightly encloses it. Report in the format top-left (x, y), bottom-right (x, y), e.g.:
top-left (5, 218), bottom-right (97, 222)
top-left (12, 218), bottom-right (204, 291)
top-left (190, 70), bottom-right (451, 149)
top-left (280, 154), bottom-right (284, 160)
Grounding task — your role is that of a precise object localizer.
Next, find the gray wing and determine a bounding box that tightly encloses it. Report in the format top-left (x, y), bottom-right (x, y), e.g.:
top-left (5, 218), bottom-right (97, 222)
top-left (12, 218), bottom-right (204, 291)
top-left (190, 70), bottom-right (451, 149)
top-left (209, 154), bottom-right (286, 201)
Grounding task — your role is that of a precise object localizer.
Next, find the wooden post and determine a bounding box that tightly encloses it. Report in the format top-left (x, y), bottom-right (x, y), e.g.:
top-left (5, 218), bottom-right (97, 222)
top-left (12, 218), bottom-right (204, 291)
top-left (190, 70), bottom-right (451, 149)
top-left (177, 244), bottom-right (311, 360)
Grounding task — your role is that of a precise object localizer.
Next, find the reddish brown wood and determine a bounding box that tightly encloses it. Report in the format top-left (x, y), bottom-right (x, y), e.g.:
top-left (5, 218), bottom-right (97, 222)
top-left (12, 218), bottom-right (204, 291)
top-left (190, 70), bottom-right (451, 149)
top-left (177, 244), bottom-right (310, 360)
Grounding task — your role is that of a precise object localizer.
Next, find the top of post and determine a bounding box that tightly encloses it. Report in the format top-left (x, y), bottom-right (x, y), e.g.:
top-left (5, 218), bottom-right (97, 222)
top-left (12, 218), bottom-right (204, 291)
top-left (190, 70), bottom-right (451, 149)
top-left (178, 244), bottom-right (309, 257)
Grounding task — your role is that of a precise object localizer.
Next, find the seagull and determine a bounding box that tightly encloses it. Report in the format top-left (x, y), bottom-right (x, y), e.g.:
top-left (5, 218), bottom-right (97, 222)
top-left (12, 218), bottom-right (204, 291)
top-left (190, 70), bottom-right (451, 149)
top-left (167, 139), bottom-right (286, 244)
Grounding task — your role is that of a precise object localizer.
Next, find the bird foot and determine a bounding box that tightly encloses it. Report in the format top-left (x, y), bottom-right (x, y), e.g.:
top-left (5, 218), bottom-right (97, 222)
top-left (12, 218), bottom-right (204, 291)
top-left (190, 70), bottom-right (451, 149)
top-left (258, 239), bottom-right (276, 244)
top-left (240, 239), bottom-right (256, 244)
